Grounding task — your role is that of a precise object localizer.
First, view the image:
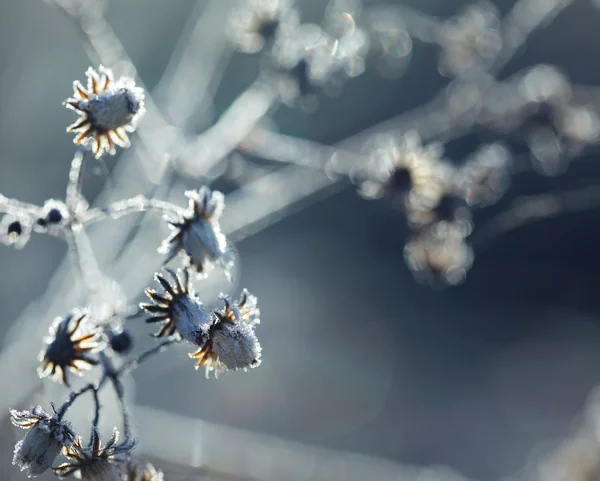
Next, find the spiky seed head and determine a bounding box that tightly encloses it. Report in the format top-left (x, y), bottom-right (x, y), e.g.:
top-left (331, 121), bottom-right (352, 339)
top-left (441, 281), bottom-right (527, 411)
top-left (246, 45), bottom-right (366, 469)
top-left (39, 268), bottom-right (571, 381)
top-left (64, 66), bottom-right (145, 159)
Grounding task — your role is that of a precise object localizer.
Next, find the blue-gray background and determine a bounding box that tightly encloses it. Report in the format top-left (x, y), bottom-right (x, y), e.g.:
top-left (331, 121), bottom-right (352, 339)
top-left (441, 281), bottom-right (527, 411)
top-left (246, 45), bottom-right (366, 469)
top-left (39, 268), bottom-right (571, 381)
top-left (1, 0), bottom-right (600, 480)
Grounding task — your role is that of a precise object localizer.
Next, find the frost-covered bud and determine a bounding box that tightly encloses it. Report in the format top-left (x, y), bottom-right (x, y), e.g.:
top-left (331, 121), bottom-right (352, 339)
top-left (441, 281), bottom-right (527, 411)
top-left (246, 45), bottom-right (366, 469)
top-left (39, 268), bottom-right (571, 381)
top-left (10, 405), bottom-right (75, 477)
top-left (36, 199), bottom-right (70, 233)
top-left (106, 328), bottom-right (134, 355)
top-left (457, 143), bottom-right (512, 207)
top-left (124, 462), bottom-right (164, 481)
top-left (227, 0), bottom-right (299, 54)
top-left (141, 268), bottom-right (211, 344)
top-left (38, 311), bottom-right (103, 386)
top-left (438, 1), bottom-right (502, 77)
top-left (53, 428), bottom-right (135, 480)
top-left (64, 66), bottom-right (145, 159)
top-left (359, 132), bottom-right (447, 214)
top-left (0, 213), bottom-right (32, 249)
top-left (159, 187), bottom-right (234, 277)
top-left (404, 221), bottom-right (474, 287)
top-left (190, 289), bottom-right (262, 378)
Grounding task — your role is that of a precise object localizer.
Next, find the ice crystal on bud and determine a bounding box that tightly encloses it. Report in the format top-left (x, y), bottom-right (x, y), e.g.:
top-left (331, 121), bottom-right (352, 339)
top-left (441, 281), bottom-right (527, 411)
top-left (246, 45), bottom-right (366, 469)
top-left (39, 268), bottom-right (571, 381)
top-left (53, 428), bottom-right (135, 480)
top-left (190, 289), bottom-right (262, 378)
top-left (159, 187), bottom-right (234, 277)
top-left (457, 143), bottom-right (512, 207)
top-left (141, 268), bottom-right (211, 344)
top-left (438, 1), bottom-right (502, 77)
top-left (228, 0), bottom-right (299, 54)
top-left (404, 221), bottom-right (474, 287)
top-left (0, 213), bottom-right (32, 249)
top-left (64, 66), bottom-right (145, 159)
top-left (10, 405), bottom-right (75, 477)
top-left (359, 132), bottom-right (447, 214)
top-left (38, 311), bottom-right (103, 386)
top-left (36, 199), bottom-right (69, 233)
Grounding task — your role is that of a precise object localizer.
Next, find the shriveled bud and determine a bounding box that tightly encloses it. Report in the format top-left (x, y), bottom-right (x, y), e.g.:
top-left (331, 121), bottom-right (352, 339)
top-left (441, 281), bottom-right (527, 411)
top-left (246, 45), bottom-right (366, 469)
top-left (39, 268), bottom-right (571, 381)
top-left (159, 187), bottom-right (234, 277)
top-left (10, 405), bottom-right (75, 477)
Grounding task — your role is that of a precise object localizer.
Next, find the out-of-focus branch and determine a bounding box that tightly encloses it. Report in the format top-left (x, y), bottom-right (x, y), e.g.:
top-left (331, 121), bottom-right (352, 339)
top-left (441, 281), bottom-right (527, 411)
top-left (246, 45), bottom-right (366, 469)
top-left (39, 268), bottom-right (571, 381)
top-left (175, 81), bottom-right (280, 178)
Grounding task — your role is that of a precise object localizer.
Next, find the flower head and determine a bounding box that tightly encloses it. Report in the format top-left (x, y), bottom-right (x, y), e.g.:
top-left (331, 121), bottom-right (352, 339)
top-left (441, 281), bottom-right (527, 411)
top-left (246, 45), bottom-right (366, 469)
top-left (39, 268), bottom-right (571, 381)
top-left (38, 311), bottom-right (103, 386)
top-left (53, 428), bottom-right (135, 480)
top-left (10, 405), bottom-right (75, 477)
top-left (228, 0), bottom-right (299, 54)
top-left (190, 289), bottom-right (262, 378)
top-left (159, 187), bottom-right (234, 277)
top-left (438, 1), bottom-right (502, 77)
top-left (123, 462), bottom-right (164, 481)
top-left (457, 143), bottom-right (512, 207)
top-left (1, 213), bottom-right (32, 249)
top-left (359, 132), bottom-right (447, 213)
top-left (404, 221), bottom-right (474, 287)
top-left (64, 66), bottom-right (145, 159)
top-left (141, 268), bottom-right (211, 344)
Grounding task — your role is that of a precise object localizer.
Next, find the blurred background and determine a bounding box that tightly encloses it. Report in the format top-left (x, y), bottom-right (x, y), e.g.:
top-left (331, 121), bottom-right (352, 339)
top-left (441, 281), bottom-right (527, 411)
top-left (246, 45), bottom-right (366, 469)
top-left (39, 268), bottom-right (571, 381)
top-left (2, 0), bottom-right (600, 480)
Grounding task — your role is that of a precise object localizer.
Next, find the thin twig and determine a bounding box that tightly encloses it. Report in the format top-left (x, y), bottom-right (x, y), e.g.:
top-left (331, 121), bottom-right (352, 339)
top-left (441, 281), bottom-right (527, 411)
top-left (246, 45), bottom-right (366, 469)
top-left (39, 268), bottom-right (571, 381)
top-left (65, 148), bottom-right (87, 213)
top-left (56, 383), bottom-right (97, 421)
top-left (81, 195), bottom-right (182, 226)
top-left (119, 338), bottom-right (181, 376)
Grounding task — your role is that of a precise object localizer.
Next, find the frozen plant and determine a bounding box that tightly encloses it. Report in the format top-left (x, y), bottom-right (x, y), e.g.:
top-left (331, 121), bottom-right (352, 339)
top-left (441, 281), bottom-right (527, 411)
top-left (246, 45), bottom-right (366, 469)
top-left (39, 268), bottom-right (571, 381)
top-left (4, 0), bottom-right (600, 479)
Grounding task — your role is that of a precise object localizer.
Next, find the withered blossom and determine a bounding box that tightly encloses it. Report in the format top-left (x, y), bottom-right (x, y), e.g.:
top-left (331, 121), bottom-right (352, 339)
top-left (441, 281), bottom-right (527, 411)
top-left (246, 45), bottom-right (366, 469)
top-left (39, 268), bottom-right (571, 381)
top-left (359, 132), bottom-right (447, 214)
top-left (190, 289), bottom-right (262, 378)
top-left (53, 428), bottom-right (135, 480)
top-left (438, 1), bottom-right (502, 77)
top-left (10, 405), bottom-right (75, 477)
top-left (457, 143), bottom-right (512, 207)
top-left (64, 66), bottom-right (145, 159)
top-left (159, 187), bottom-right (234, 277)
top-left (38, 311), bottom-right (103, 386)
top-left (228, 0), bottom-right (299, 54)
top-left (141, 268), bottom-right (211, 343)
top-left (404, 221), bottom-right (474, 287)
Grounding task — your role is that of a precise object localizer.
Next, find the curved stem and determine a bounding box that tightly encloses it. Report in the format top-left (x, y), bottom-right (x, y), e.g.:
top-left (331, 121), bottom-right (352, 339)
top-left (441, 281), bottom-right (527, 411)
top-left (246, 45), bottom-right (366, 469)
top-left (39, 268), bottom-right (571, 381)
top-left (81, 196), bottom-right (182, 226)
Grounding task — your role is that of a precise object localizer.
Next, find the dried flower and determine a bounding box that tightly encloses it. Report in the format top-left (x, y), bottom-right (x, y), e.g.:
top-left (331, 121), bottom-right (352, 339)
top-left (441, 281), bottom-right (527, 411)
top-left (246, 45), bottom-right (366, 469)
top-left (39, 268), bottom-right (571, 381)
top-left (38, 311), bottom-right (103, 386)
top-left (359, 132), bottom-right (447, 213)
top-left (228, 0), bottom-right (299, 54)
top-left (64, 66), bottom-right (145, 159)
top-left (0, 213), bottom-right (32, 249)
top-left (123, 462), bottom-right (164, 481)
top-left (190, 289), bottom-right (262, 378)
top-left (141, 268), bottom-right (211, 344)
top-left (53, 428), bottom-right (135, 480)
top-left (10, 405), bottom-right (75, 477)
top-left (457, 143), bottom-right (512, 207)
top-left (159, 187), bottom-right (234, 277)
top-left (36, 199), bottom-right (70, 233)
top-left (438, 1), bottom-right (502, 77)
top-left (404, 221), bottom-right (474, 287)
